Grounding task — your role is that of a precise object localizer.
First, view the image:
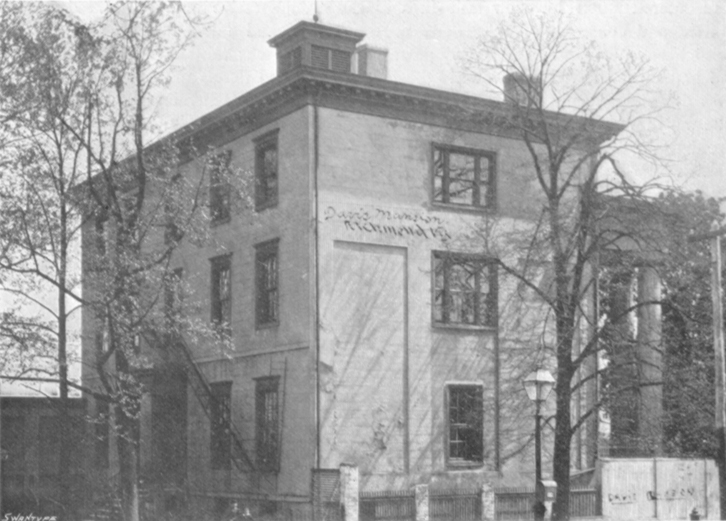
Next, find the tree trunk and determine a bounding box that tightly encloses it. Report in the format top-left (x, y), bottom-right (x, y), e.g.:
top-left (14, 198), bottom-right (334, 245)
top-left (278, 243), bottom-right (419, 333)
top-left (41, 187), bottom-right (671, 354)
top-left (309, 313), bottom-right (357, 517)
top-left (116, 405), bottom-right (141, 521)
top-left (57, 200), bottom-right (73, 520)
top-left (552, 366), bottom-right (572, 521)
top-left (115, 344), bottom-right (141, 521)
top-left (57, 310), bottom-right (71, 520)
top-left (552, 247), bottom-right (575, 521)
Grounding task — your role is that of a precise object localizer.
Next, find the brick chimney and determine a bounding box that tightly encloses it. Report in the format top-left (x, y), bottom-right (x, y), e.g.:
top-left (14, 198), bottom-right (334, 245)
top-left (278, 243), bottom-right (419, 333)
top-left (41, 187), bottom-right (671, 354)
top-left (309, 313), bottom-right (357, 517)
top-left (355, 44), bottom-right (388, 79)
top-left (503, 73), bottom-right (542, 107)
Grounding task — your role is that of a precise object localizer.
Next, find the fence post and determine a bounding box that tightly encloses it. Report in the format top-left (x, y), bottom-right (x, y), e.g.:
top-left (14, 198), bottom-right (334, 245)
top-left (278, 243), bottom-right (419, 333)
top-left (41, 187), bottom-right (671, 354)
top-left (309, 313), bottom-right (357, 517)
top-left (340, 464), bottom-right (359, 521)
top-left (481, 482), bottom-right (495, 521)
top-left (414, 484), bottom-right (429, 521)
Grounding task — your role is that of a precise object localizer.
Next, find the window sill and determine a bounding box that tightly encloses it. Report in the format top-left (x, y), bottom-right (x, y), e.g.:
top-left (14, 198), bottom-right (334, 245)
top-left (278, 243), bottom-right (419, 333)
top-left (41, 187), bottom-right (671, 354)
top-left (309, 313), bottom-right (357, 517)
top-left (433, 322), bottom-right (497, 333)
top-left (446, 461), bottom-right (485, 471)
top-left (255, 200), bottom-right (278, 212)
top-left (256, 321), bottom-right (279, 331)
top-left (431, 202), bottom-right (495, 215)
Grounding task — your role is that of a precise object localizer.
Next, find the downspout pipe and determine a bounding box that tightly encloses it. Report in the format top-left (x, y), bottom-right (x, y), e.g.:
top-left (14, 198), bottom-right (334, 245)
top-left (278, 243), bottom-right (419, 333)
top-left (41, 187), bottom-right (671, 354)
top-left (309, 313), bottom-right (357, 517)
top-left (312, 102), bottom-right (321, 470)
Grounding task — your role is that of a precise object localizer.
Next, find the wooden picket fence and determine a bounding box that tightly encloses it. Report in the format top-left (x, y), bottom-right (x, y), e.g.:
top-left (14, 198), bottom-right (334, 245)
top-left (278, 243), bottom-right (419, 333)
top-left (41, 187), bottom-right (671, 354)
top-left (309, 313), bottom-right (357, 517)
top-left (357, 486), bottom-right (599, 521)
top-left (495, 487), bottom-right (599, 520)
top-left (360, 490), bottom-right (416, 521)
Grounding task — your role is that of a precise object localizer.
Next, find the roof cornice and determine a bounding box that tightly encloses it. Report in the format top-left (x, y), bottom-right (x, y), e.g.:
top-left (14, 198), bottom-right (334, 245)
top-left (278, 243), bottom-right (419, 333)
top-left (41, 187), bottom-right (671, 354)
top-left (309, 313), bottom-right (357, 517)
top-left (162, 67), bottom-right (625, 162)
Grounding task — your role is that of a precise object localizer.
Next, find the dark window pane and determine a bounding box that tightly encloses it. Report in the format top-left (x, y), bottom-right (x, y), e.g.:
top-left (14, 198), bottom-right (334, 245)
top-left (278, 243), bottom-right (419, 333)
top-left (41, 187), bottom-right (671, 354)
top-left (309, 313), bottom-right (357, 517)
top-left (209, 151), bottom-right (232, 222)
top-left (210, 382), bottom-right (232, 469)
top-left (433, 148), bottom-right (446, 203)
top-left (256, 378), bottom-right (280, 471)
top-left (432, 146), bottom-right (494, 209)
top-left (165, 268), bottom-right (184, 321)
top-left (433, 253), bottom-right (496, 327)
top-left (447, 152), bottom-right (476, 205)
top-left (255, 138), bottom-right (278, 209)
top-left (211, 256), bottom-right (232, 336)
top-left (256, 241), bottom-right (279, 326)
top-left (448, 386), bottom-right (483, 464)
top-left (95, 216), bottom-right (107, 255)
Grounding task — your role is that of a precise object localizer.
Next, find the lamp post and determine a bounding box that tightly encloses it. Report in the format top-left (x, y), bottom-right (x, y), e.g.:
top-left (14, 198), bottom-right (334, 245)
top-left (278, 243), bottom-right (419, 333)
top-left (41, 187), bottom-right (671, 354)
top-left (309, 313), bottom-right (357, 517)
top-left (523, 369), bottom-right (555, 521)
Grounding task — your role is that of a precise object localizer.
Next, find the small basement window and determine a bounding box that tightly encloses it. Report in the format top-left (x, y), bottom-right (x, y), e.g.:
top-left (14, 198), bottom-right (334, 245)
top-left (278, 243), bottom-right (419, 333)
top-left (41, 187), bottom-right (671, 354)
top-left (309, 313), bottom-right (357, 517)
top-left (446, 384), bottom-right (484, 467)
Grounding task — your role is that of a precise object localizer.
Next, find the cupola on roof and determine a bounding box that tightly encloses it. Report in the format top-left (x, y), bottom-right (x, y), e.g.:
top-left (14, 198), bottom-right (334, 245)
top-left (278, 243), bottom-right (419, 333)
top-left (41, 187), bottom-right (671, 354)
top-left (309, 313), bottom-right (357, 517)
top-left (268, 21), bottom-right (365, 76)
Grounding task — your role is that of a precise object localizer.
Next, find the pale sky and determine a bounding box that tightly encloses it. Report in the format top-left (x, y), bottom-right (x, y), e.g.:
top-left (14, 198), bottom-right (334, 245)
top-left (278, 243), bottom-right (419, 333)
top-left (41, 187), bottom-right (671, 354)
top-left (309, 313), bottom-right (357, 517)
top-left (5, 0), bottom-right (720, 395)
top-left (61, 0), bottom-right (726, 198)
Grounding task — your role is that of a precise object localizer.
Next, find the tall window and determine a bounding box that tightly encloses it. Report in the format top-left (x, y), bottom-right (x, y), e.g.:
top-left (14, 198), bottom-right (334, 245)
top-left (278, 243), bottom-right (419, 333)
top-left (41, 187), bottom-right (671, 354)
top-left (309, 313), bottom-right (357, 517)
top-left (255, 377), bottom-right (280, 472)
top-left (210, 382), bottom-right (232, 470)
top-left (164, 175), bottom-right (184, 245)
top-left (255, 131), bottom-right (279, 210)
top-left (209, 150), bottom-right (232, 223)
top-left (95, 315), bottom-right (108, 354)
top-left (165, 268), bottom-right (184, 323)
top-left (210, 255), bottom-right (232, 335)
top-left (255, 240), bottom-right (279, 327)
top-left (433, 145), bottom-right (495, 209)
top-left (447, 385), bottom-right (483, 466)
top-left (95, 214), bottom-right (108, 256)
top-left (433, 252), bottom-right (497, 328)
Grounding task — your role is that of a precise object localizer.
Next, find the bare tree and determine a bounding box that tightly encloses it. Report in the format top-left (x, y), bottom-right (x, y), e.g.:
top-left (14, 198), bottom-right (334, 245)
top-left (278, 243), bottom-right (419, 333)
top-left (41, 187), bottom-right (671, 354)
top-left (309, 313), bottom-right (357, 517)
top-left (463, 9), bottom-right (670, 519)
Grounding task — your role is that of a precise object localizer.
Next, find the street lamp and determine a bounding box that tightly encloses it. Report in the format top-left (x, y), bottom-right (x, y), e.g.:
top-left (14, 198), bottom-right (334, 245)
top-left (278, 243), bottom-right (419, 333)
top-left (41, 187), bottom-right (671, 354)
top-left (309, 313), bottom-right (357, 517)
top-left (523, 369), bottom-right (555, 521)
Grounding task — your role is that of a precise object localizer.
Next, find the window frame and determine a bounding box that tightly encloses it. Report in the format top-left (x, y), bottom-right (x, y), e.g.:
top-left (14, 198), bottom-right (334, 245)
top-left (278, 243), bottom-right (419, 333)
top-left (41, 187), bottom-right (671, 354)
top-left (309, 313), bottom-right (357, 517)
top-left (210, 381), bottom-right (232, 470)
top-left (164, 268), bottom-right (184, 343)
top-left (164, 174), bottom-right (184, 244)
top-left (210, 254), bottom-right (232, 336)
top-left (431, 144), bottom-right (497, 211)
top-left (432, 251), bottom-right (498, 330)
top-left (164, 268), bottom-right (184, 321)
top-left (255, 376), bottom-right (280, 472)
top-left (255, 239), bottom-right (280, 329)
top-left (209, 150), bottom-right (232, 224)
top-left (254, 130), bottom-right (279, 211)
top-left (94, 212), bottom-right (108, 258)
top-left (445, 384), bottom-right (484, 469)
top-left (94, 315), bottom-right (109, 355)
